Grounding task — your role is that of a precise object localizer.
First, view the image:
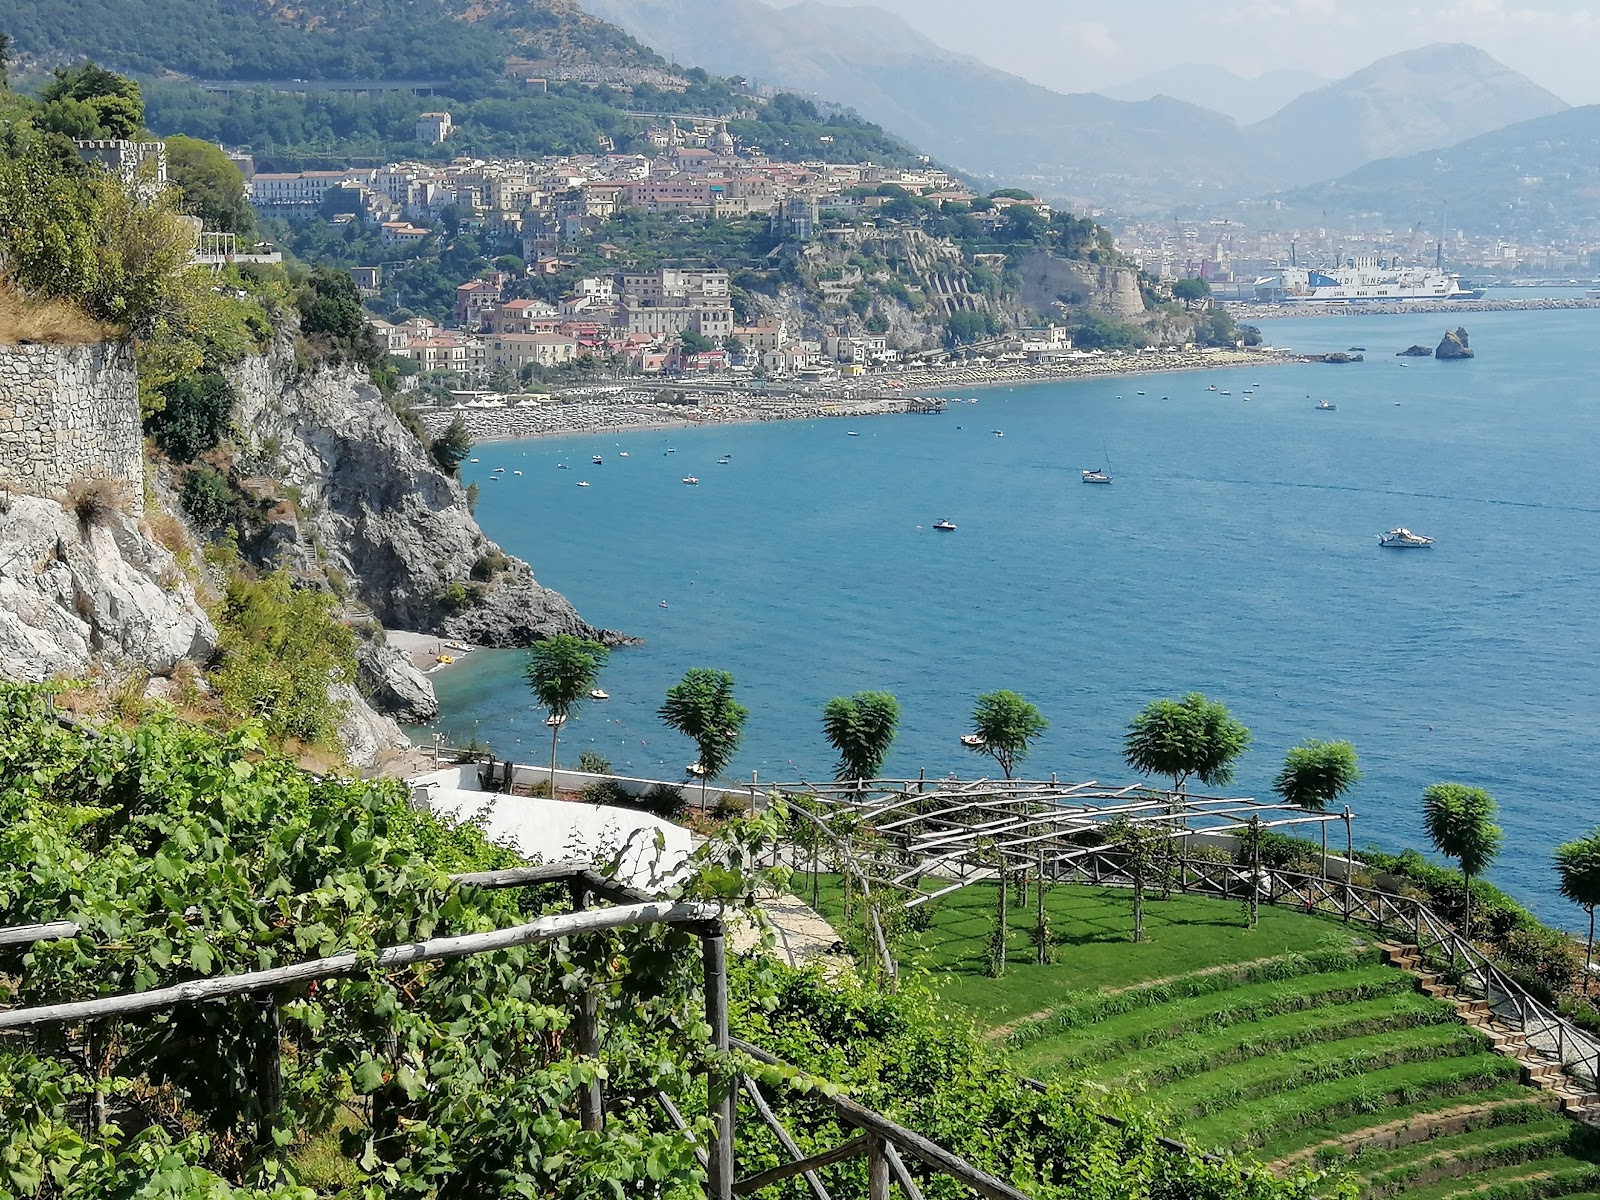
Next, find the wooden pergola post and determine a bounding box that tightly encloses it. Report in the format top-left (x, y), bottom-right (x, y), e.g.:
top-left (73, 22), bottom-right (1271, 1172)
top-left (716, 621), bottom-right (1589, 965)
top-left (1343, 808), bottom-right (1354, 923)
top-left (569, 880), bottom-right (604, 1133)
top-left (702, 926), bottom-right (734, 1200)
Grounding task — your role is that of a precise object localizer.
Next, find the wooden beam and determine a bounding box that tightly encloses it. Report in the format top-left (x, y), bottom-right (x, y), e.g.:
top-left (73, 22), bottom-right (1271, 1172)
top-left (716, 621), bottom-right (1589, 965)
top-left (0, 900), bottom-right (721, 1032)
top-left (0, 921), bottom-right (81, 948)
top-left (733, 1134), bottom-right (868, 1195)
top-left (655, 1090), bottom-right (709, 1171)
top-left (867, 1134), bottom-right (891, 1200)
top-left (733, 1039), bottom-right (1029, 1200)
top-left (704, 932), bottom-right (734, 1200)
top-left (741, 1076), bottom-right (833, 1200)
top-left (882, 1140), bottom-right (925, 1200)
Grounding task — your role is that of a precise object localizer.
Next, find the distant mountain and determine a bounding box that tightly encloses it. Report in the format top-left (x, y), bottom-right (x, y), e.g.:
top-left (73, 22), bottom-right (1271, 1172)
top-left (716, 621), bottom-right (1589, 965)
top-left (1248, 43), bottom-right (1567, 187)
top-left (576, 0), bottom-right (1269, 208)
top-left (1103, 64), bottom-right (1325, 125)
top-left (1282, 104), bottom-right (1600, 238)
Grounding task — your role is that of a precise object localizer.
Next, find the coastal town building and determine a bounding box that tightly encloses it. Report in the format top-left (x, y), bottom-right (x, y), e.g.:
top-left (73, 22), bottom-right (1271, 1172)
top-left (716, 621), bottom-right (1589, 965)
top-left (487, 332), bottom-right (581, 371)
top-left (415, 112), bottom-right (453, 145)
top-left (619, 268), bottom-right (735, 340)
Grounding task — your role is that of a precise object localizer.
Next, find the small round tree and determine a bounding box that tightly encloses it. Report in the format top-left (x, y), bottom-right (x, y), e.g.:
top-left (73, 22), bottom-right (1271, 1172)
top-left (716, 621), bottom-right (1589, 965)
top-left (1421, 783), bottom-right (1503, 944)
top-left (523, 635), bottom-right (609, 789)
top-left (967, 690), bottom-right (1048, 780)
top-left (658, 668), bottom-right (748, 811)
top-left (1272, 739), bottom-right (1360, 877)
top-left (1123, 693), bottom-right (1251, 796)
top-left (1555, 829), bottom-right (1600, 993)
top-left (821, 691), bottom-right (901, 783)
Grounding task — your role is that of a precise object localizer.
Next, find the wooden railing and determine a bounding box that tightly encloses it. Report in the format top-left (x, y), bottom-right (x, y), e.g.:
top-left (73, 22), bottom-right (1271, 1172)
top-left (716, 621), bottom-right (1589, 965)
top-left (0, 863), bottom-right (1023, 1200)
top-left (1052, 850), bottom-right (1600, 1092)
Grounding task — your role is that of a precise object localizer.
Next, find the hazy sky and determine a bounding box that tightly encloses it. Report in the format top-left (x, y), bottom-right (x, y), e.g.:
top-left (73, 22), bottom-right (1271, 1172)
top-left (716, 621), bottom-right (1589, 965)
top-left (768, 0), bottom-right (1598, 105)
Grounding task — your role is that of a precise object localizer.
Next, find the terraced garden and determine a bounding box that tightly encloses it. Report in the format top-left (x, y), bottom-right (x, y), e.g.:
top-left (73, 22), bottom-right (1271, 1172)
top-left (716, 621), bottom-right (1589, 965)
top-left (810, 878), bottom-right (1600, 1198)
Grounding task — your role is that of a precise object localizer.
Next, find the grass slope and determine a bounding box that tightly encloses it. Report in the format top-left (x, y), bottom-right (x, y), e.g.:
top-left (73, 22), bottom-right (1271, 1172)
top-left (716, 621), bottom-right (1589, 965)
top-left (808, 877), bottom-right (1600, 1197)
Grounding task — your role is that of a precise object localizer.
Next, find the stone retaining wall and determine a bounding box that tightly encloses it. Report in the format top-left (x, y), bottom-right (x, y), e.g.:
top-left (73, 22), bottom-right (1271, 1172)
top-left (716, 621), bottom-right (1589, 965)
top-left (0, 341), bottom-right (142, 494)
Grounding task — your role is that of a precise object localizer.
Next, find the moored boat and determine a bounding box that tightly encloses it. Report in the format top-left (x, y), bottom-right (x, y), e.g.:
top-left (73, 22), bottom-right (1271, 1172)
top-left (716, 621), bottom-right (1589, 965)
top-left (1315, 399), bottom-right (1337, 411)
top-left (1378, 527), bottom-right (1434, 548)
top-left (1082, 468), bottom-right (1112, 484)
top-left (682, 476), bottom-right (700, 485)
top-left (933, 519), bottom-right (957, 531)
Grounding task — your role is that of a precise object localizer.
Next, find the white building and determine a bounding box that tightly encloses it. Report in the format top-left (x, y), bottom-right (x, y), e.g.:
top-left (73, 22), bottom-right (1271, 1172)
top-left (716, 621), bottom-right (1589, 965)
top-left (416, 112), bottom-right (454, 145)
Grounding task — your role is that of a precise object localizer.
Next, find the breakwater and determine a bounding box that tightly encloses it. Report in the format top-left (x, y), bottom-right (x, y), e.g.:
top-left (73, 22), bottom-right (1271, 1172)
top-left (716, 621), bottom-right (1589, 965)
top-left (1231, 297), bottom-right (1600, 320)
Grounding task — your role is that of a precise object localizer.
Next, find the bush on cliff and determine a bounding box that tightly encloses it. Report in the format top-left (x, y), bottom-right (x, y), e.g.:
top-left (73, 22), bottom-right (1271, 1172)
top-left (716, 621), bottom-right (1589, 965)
top-left (211, 567), bottom-right (356, 747)
top-left (149, 369), bottom-right (235, 461)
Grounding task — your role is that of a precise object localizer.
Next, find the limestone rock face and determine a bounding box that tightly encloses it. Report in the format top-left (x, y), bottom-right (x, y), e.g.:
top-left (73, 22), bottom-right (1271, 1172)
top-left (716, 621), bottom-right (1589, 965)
top-left (357, 637), bottom-right (439, 723)
top-left (333, 680), bottom-right (412, 769)
top-left (0, 495), bottom-right (216, 683)
top-left (228, 345), bottom-right (628, 649)
top-left (1436, 327), bottom-right (1474, 359)
top-left (1397, 344), bottom-right (1435, 357)
top-left (1015, 252), bottom-right (1145, 320)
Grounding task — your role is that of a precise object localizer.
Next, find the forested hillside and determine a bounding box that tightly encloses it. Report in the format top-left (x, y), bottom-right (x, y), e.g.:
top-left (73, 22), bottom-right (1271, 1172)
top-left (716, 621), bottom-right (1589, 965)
top-left (3, 0), bottom-right (657, 84)
top-left (3, 0), bottom-right (924, 167)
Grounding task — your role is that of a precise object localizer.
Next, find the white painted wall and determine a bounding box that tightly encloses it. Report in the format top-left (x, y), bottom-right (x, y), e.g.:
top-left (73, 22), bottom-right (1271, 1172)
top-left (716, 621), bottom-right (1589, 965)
top-left (408, 765), bottom-right (696, 890)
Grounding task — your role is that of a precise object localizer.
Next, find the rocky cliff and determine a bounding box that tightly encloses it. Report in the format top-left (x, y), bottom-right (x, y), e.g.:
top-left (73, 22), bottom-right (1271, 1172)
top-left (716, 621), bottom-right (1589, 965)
top-left (228, 341), bottom-right (624, 650)
top-left (1436, 327), bottom-right (1474, 360)
top-left (1014, 252), bottom-right (1145, 321)
top-left (0, 494), bottom-right (215, 683)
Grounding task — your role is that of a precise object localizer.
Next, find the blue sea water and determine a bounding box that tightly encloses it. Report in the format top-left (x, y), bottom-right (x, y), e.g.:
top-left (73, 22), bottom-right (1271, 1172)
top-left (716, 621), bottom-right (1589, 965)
top-left (434, 305), bottom-right (1600, 926)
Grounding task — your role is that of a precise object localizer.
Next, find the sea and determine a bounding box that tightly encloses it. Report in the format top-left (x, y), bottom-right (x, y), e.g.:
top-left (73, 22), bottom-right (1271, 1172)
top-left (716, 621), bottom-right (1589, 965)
top-left (433, 297), bottom-right (1600, 927)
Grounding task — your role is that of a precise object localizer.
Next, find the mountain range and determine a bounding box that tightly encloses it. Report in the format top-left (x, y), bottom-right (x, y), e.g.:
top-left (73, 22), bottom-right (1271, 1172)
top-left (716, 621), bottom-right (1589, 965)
top-left (1283, 102), bottom-right (1600, 239)
top-left (577, 0), bottom-right (1568, 211)
top-left (1101, 64), bottom-right (1327, 126)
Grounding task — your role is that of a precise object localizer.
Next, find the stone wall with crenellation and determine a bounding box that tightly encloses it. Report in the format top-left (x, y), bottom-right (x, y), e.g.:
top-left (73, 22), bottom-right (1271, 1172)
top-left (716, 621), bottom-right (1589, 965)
top-left (0, 341), bottom-right (143, 494)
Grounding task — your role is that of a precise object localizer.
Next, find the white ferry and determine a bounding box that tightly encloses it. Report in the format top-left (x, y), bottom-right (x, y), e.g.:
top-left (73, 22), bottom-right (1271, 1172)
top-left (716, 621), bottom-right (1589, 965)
top-left (1256, 256), bottom-right (1485, 304)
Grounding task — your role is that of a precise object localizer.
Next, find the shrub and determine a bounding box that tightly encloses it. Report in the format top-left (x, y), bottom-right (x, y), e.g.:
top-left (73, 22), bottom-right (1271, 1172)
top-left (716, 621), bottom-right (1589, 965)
top-left (438, 581), bottom-right (470, 612)
top-left (580, 779), bottom-right (630, 807)
top-left (578, 751), bottom-right (611, 775)
top-left (470, 549), bottom-right (510, 582)
top-left (65, 476), bottom-right (128, 526)
top-left (179, 465), bottom-right (234, 530)
top-left (148, 370), bottom-right (235, 461)
top-left (637, 783), bottom-right (687, 820)
top-left (712, 794), bottom-right (751, 821)
top-left (1499, 927), bottom-right (1583, 1001)
top-left (210, 568), bottom-right (356, 747)
top-left (429, 414), bottom-right (473, 477)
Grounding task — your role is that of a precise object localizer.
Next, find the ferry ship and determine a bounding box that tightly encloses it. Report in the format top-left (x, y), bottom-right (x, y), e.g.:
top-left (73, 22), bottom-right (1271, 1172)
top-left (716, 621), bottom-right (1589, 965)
top-left (1255, 256), bottom-right (1485, 304)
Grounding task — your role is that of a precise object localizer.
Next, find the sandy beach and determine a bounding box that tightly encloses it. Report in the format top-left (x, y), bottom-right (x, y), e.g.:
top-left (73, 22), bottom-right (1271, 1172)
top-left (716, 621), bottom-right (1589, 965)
top-left (416, 347), bottom-right (1292, 444)
top-left (386, 629), bottom-right (481, 674)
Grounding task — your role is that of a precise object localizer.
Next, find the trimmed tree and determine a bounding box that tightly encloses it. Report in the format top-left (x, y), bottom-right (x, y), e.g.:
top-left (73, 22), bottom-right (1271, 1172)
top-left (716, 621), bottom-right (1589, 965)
top-left (967, 690), bottom-right (1049, 780)
top-left (1272, 739), bottom-right (1361, 877)
top-left (1123, 693), bottom-right (1252, 796)
top-left (523, 635), bottom-right (609, 790)
top-left (658, 668), bottom-right (748, 811)
top-left (1555, 830), bottom-right (1600, 993)
top-left (1421, 783), bottom-right (1503, 944)
top-left (821, 691), bottom-right (901, 783)
top-left (1106, 816), bottom-right (1166, 943)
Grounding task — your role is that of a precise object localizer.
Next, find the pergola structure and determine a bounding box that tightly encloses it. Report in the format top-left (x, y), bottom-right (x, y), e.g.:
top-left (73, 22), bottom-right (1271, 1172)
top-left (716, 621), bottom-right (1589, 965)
top-left (774, 777), bottom-right (1356, 908)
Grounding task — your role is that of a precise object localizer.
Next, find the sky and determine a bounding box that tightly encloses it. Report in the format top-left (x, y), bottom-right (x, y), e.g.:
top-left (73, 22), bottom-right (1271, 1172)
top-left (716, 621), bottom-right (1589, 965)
top-left (766, 0), bottom-right (1598, 105)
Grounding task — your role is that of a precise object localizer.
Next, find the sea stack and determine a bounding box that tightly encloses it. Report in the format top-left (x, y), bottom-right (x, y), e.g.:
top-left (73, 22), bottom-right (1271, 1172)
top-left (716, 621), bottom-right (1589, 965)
top-left (1436, 327), bottom-right (1474, 359)
top-left (1397, 344), bottom-right (1434, 357)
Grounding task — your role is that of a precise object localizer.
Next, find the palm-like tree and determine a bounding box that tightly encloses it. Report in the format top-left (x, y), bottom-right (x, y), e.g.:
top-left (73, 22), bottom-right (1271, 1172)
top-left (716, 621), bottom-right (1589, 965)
top-left (523, 635), bottom-right (609, 789)
top-left (1555, 830), bottom-right (1600, 993)
top-left (1421, 783), bottom-right (1503, 944)
top-left (821, 692), bottom-right (901, 784)
top-left (658, 668), bottom-right (748, 811)
top-left (1273, 739), bottom-right (1360, 877)
top-left (1123, 693), bottom-right (1251, 796)
top-left (967, 690), bottom-right (1048, 780)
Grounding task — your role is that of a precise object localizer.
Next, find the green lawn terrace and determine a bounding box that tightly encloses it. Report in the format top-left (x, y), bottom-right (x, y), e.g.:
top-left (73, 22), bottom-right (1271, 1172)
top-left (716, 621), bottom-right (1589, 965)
top-left (809, 877), bottom-right (1600, 1199)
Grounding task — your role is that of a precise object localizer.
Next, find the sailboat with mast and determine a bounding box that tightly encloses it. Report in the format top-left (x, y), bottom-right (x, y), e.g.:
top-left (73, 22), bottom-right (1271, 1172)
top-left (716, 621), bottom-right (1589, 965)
top-left (1082, 438), bottom-right (1113, 485)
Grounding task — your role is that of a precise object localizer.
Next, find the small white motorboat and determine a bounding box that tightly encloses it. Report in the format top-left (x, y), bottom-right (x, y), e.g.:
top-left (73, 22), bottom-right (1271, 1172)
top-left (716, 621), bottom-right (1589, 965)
top-left (513, 470), bottom-right (522, 475)
top-left (682, 476), bottom-right (700, 485)
top-left (557, 463), bottom-right (569, 470)
top-left (933, 519), bottom-right (957, 531)
top-left (592, 455), bottom-right (603, 465)
top-left (589, 689), bottom-right (609, 701)
top-left (469, 457), bottom-right (480, 463)
top-left (576, 481), bottom-right (590, 487)
top-left (1315, 399), bottom-right (1337, 411)
top-left (619, 452), bottom-right (629, 457)
top-left (960, 734), bottom-right (985, 748)
top-left (847, 431), bottom-right (860, 437)
top-left (1378, 527), bottom-right (1434, 548)
top-left (545, 714), bottom-right (567, 728)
